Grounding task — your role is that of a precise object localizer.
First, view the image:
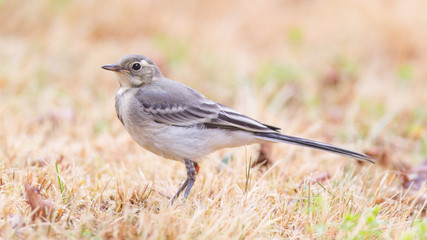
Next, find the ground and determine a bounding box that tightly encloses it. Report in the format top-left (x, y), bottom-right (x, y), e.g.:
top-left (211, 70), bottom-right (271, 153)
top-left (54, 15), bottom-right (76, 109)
top-left (0, 0), bottom-right (426, 239)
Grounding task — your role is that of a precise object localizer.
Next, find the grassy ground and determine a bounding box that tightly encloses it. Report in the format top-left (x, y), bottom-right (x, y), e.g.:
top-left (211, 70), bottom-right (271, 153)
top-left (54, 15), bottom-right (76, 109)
top-left (1, 0), bottom-right (426, 239)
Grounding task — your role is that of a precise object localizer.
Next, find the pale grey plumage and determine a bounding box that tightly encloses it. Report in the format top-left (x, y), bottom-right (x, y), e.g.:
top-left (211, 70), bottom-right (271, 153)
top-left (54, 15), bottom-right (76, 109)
top-left (102, 54), bottom-right (374, 203)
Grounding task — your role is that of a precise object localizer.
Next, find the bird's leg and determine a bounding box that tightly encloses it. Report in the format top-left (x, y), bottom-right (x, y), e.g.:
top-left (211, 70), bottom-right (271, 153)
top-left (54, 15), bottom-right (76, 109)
top-left (183, 160), bottom-right (197, 199)
top-left (169, 160), bottom-right (198, 204)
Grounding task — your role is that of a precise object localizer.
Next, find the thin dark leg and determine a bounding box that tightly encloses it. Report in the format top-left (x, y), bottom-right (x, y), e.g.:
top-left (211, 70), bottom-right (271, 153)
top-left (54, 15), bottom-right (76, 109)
top-left (169, 160), bottom-right (197, 204)
top-left (170, 179), bottom-right (189, 204)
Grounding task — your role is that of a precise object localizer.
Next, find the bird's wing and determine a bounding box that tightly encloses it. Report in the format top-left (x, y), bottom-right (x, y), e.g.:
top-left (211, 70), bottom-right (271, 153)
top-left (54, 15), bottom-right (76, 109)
top-left (206, 104), bottom-right (280, 132)
top-left (135, 86), bottom-right (220, 126)
top-left (135, 79), bottom-right (280, 133)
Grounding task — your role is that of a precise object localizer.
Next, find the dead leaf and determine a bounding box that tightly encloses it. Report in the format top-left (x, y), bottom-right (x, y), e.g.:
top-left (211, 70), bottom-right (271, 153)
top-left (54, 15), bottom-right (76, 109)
top-left (323, 68), bottom-right (341, 87)
top-left (364, 147), bottom-right (392, 168)
top-left (252, 143), bottom-right (273, 168)
top-left (384, 159), bottom-right (427, 213)
top-left (24, 184), bottom-right (54, 219)
top-left (401, 159), bottom-right (427, 191)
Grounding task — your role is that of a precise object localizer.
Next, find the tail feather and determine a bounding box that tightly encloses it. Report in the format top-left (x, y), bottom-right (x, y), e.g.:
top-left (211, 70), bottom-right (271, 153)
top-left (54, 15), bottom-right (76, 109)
top-left (255, 132), bottom-right (375, 163)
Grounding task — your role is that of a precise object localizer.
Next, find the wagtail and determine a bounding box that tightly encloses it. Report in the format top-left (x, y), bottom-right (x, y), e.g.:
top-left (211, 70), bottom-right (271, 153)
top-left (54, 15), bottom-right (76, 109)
top-left (102, 54), bottom-right (374, 203)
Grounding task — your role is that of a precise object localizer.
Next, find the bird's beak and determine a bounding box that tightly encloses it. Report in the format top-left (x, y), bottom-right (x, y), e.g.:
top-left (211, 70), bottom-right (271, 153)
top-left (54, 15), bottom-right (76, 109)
top-left (101, 64), bottom-right (125, 72)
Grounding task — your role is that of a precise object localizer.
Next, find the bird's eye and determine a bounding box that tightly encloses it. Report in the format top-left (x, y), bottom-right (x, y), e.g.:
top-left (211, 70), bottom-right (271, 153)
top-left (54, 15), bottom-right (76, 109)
top-left (131, 63), bottom-right (141, 71)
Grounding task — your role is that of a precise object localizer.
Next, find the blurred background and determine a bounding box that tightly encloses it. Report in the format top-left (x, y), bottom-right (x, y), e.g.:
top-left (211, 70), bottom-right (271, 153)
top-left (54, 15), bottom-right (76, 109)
top-left (1, 0), bottom-right (426, 171)
top-left (1, 1), bottom-right (427, 238)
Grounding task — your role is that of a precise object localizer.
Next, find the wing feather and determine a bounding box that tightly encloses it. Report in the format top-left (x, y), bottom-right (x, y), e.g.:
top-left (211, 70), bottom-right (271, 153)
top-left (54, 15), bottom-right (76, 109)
top-left (135, 79), bottom-right (280, 133)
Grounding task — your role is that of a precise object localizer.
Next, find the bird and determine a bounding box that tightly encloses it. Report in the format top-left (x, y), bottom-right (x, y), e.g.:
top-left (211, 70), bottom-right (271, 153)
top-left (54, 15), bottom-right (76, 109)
top-left (102, 54), bottom-right (375, 204)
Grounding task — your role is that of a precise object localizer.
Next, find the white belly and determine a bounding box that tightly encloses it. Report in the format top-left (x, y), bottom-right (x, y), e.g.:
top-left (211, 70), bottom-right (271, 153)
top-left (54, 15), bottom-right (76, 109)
top-left (125, 122), bottom-right (258, 162)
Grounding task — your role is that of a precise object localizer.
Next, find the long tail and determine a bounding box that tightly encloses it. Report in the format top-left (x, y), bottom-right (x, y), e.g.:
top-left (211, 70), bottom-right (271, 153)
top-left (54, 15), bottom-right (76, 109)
top-left (255, 132), bottom-right (375, 163)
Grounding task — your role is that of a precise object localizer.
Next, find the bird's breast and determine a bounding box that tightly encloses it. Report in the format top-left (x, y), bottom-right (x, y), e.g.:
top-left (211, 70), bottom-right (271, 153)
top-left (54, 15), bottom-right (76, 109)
top-left (115, 88), bottom-right (146, 127)
top-left (115, 88), bottom-right (157, 142)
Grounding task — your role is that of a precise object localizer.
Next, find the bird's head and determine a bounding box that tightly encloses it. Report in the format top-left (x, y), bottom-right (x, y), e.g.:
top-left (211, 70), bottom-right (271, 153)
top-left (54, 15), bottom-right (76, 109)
top-left (102, 54), bottom-right (162, 87)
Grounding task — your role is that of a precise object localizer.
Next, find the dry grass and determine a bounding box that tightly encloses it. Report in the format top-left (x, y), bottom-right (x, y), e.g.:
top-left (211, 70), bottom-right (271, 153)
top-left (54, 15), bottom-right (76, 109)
top-left (1, 0), bottom-right (427, 239)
